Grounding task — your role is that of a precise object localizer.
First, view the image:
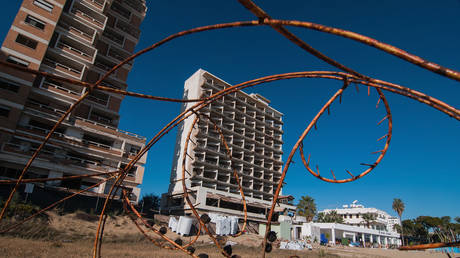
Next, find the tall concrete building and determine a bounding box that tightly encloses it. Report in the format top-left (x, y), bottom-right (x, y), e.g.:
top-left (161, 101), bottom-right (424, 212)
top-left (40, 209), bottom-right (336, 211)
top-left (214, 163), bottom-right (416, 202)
top-left (162, 69), bottom-right (295, 221)
top-left (0, 0), bottom-right (148, 204)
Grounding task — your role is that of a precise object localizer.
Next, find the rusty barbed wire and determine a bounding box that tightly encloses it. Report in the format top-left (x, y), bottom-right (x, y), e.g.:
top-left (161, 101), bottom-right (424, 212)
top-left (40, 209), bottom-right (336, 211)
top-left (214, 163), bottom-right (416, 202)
top-left (0, 0), bottom-right (459, 257)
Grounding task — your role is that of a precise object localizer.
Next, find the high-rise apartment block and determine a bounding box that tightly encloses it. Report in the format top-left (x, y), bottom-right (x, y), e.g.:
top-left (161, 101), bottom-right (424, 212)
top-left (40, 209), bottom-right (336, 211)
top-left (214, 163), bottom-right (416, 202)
top-left (0, 0), bottom-right (148, 204)
top-left (162, 69), bottom-right (295, 221)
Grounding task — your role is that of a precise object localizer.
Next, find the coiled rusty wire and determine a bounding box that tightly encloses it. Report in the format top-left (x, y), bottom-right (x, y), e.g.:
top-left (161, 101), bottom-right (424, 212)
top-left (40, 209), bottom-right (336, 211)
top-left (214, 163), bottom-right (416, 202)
top-left (0, 0), bottom-right (459, 257)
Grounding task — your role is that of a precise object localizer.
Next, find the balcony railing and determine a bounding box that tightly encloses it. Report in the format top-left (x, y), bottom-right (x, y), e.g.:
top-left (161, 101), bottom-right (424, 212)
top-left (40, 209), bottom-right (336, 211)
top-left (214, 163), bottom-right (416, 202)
top-left (83, 0), bottom-right (105, 9)
top-left (94, 60), bottom-right (115, 73)
top-left (89, 114), bottom-right (113, 126)
top-left (3, 142), bottom-right (55, 157)
top-left (108, 48), bottom-right (129, 62)
top-left (81, 139), bottom-right (113, 150)
top-left (42, 80), bottom-right (82, 97)
top-left (110, 2), bottom-right (131, 20)
top-left (18, 124), bottom-right (66, 139)
top-left (25, 100), bottom-right (67, 117)
top-left (56, 42), bottom-right (93, 61)
top-left (24, 100), bottom-right (146, 141)
top-left (58, 21), bottom-right (94, 42)
top-left (102, 29), bottom-right (124, 45)
top-left (71, 8), bottom-right (105, 28)
top-left (115, 20), bottom-right (140, 39)
top-left (43, 58), bottom-right (83, 79)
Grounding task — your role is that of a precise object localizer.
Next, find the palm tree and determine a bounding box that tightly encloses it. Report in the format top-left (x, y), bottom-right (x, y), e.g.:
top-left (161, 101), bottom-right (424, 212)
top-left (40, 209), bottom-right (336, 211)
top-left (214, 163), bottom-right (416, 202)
top-left (362, 213), bottom-right (376, 229)
top-left (316, 211), bottom-right (344, 223)
top-left (392, 198), bottom-right (405, 245)
top-left (296, 195), bottom-right (317, 222)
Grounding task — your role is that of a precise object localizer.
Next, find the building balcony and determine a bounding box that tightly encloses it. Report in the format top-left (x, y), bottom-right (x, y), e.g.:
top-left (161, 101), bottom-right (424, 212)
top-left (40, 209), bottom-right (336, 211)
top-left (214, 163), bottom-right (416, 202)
top-left (24, 100), bottom-right (67, 118)
top-left (40, 80), bottom-right (83, 99)
top-left (115, 19), bottom-right (140, 39)
top-left (94, 55), bottom-right (116, 74)
top-left (86, 95), bottom-right (108, 106)
top-left (16, 124), bottom-right (67, 141)
top-left (81, 0), bottom-right (106, 11)
top-left (102, 28), bottom-right (124, 46)
top-left (55, 36), bottom-right (96, 63)
top-left (42, 52), bottom-right (86, 80)
top-left (121, 0), bottom-right (146, 14)
top-left (2, 142), bottom-right (55, 160)
top-left (107, 46), bottom-right (130, 63)
top-left (110, 1), bottom-right (131, 20)
top-left (22, 101), bottom-right (145, 145)
top-left (80, 139), bottom-right (121, 155)
top-left (74, 116), bottom-right (146, 142)
top-left (70, 1), bottom-right (107, 30)
top-left (58, 14), bottom-right (97, 43)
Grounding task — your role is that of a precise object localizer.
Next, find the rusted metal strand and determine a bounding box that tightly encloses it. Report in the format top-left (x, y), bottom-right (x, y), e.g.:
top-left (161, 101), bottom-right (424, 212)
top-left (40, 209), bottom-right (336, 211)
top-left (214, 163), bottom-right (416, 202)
top-left (0, 26), bottom-right (457, 119)
top-left (124, 212), bottom-right (164, 248)
top-left (1, 67), bottom-right (456, 258)
top-left (0, 171), bottom-right (117, 184)
top-left (121, 191), bottom-right (198, 257)
top-left (91, 68), bottom-right (457, 258)
top-left (300, 86), bottom-right (392, 183)
top-left (192, 113), bottom-right (248, 237)
top-left (0, 61), bottom-right (209, 103)
top-left (238, 1), bottom-right (460, 82)
top-left (258, 19), bottom-right (460, 82)
top-left (0, 13), bottom-right (458, 255)
top-left (180, 116), bottom-right (230, 257)
top-left (399, 241), bottom-right (460, 251)
top-left (0, 175), bottom-right (115, 234)
top-left (237, 0), bottom-right (370, 81)
top-left (261, 82), bottom-right (350, 257)
top-left (121, 189), bottom-right (203, 251)
top-left (94, 70), bottom-right (457, 257)
top-left (0, 90), bottom-right (92, 221)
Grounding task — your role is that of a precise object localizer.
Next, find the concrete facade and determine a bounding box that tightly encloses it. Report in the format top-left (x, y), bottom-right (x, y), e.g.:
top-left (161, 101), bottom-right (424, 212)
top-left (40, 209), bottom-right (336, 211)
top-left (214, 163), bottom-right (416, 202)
top-left (162, 69), bottom-right (295, 220)
top-left (321, 201), bottom-right (401, 233)
top-left (301, 222), bottom-right (401, 247)
top-left (0, 0), bottom-right (148, 203)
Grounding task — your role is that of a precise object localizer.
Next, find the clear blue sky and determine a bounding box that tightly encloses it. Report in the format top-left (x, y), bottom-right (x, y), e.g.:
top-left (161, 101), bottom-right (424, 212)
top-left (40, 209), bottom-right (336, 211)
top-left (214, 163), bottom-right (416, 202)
top-left (2, 1), bottom-right (459, 220)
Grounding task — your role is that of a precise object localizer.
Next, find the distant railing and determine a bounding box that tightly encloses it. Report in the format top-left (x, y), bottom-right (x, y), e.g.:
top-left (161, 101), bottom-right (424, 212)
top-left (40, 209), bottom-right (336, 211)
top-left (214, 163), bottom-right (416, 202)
top-left (58, 20), bottom-right (94, 41)
top-left (83, 0), bottom-right (105, 9)
top-left (24, 101), bottom-right (146, 141)
top-left (57, 42), bottom-right (93, 60)
top-left (71, 8), bottom-right (104, 27)
top-left (115, 20), bottom-right (140, 39)
top-left (102, 29), bottom-right (124, 45)
top-left (122, 0), bottom-right (145, 13)
top-left (76, 116), bottom-right (147, 140)
top-left (42, 80), bottom-right (82, 96)
top-left (81, 139), bottom-right (113, 150)
top-left (43, 58), bottom-right (82, 77)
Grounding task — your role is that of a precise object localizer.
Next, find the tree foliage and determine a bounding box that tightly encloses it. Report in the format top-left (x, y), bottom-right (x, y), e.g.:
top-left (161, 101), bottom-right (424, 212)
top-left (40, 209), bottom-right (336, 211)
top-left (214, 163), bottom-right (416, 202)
top-left (401, 216), bottom-right (460, 245)
top-left (140, 193), bottom-right (160, 216)
top-left (361, 213), bottom-right (376, 228)
top-left (316, 210), bottom-right (344, 223)
top-left (296, 195), bottom-right (317, 222)
top-left (392, 198), bottom-right (405, 244)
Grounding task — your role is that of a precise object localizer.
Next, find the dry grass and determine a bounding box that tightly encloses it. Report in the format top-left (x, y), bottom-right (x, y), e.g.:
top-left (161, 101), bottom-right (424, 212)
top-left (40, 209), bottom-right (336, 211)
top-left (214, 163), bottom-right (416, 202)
top-left (0, 236), bottom-right (340, 257)
top-left (0, 211), bottom-right (447, 257)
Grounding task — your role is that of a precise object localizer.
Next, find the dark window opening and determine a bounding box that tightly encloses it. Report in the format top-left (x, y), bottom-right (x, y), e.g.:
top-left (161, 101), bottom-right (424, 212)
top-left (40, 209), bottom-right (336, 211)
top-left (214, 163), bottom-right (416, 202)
top-left (6, 56), bottom-right (29, 67)
top-left (16, 34), bottom-right (38, 49)
top-left (0, 78), bottom-right (20, 92)
top-left (25, 15), bottom-right (46, 30)
top-left (0, 106), bottom-right (11, 117)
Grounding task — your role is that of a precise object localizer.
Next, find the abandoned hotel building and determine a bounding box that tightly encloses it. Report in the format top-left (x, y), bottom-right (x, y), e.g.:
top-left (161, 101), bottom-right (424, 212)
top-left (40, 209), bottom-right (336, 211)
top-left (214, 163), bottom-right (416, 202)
top-left (0, 0), bottom-right (148, 205)
top-left (162, 69), bottom-right (296, 221)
